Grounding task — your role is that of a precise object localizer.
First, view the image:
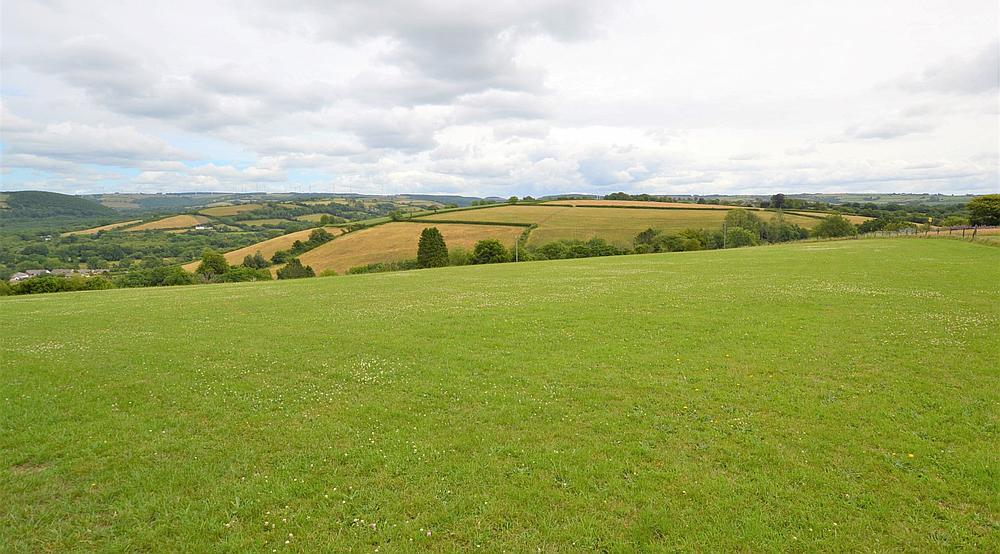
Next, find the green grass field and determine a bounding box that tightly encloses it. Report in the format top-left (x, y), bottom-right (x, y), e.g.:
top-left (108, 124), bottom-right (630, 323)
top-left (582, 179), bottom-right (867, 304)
top-left (2, 239), bottom-right (997, 551)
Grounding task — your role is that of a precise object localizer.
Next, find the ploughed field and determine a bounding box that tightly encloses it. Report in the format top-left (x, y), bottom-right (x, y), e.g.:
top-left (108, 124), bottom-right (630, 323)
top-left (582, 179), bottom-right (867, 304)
top-left (1, 239), bottom-right (997, 551)
top-left (417, 204), bottom-right (829, 247)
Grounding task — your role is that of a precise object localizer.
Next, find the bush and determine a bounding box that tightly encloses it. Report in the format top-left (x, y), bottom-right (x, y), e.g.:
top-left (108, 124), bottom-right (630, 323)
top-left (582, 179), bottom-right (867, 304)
top-left (347, 259), bottom-right (419, 274)
top-left (724, 209), bottom-right (763, 235)
top-left (196, 249), bottom-right (229, 278)
top-left (968, 194), bottom-right (1000, 226)
top-left (242, 251), bottom-right (270, 269)
top-left (416, 227), bottom-right (449, 268)
top-left (218, 266), bottom-right (272, 282)
top-left (276, 258), bottom-right (315, 279)
top-left (724, 227), bottom-right (758, 248)
top-left (471, 240), bottom-right (509, 264)
top-left (319, 269), bottom-right (338, 277)
top-left (0, 282), bottom-right (11, 296)
top-left (812, 214), bottom-right (858, 238)
top-left (271, 250), bottom-right (292, 264)
top-left (448, 246), bottom-right (471, 266)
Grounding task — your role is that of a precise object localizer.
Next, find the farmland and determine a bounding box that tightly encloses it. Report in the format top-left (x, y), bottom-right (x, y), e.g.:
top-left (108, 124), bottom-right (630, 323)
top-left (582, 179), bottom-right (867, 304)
top-left (418, 204), bottom-right (829, 247)
top-left (61, 220), bottom-right (142, 236)
top-left (1, 238), bottom-right (996, 551)
top-left (298, 222), bottom-right (525, 274)
top-left (126, 214), bottom-right (214, 232)
top-left (181, 226), bottom-right (342, 271)
top-left (199, 204), bottom-right (265, 217)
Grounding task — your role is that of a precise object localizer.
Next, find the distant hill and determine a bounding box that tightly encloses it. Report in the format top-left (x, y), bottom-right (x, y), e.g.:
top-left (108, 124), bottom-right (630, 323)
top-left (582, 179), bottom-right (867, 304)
top-left (0, 191), bottom-right (115, 219)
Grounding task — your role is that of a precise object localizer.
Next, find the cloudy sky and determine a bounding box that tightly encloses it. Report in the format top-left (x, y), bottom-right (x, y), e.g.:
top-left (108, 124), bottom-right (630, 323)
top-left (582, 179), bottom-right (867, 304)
top-left (1, 0), bottom-right (997, 197)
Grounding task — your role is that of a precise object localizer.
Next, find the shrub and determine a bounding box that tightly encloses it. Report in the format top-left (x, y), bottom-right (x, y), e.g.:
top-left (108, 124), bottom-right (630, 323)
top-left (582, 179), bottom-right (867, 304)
top-left (218, 266), bottom-right (272, 282)
top-left (319, 269), bottom-right (338, 277)
top-left (416, 227), bottom-right (449, 268)
top-left (242, 251), bottom-right (270, 269)
top-left (724, 227), bottom-right (758, 248)
top-left (968, 194), bottom-right (1000, 226)
top-left (196, 249), bottom-right (229, 278)
top-left (448, 246), bottom-right (471, 266)
top-left (276, 258), bottom-right (315, 279)
top-left (724, 209), bottom-right (763, 235)
top-left (471, 240), bottom-right (509, 264)
top-left (812, 214), bottom-right (858, 238)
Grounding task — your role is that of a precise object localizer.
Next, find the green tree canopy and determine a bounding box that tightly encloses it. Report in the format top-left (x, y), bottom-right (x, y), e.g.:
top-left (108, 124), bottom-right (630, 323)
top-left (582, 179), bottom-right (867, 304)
top-left (724, 209), bottom-right (764, 235)
top-left (196, 249), bottom-right (229, 277)
top-left (968, 194), bottom-right (1000, 226)
top-left (812, 214), bottom-right (858, 238)
top-left (416, 227), bottom-right (449, 268)
top-left (276, 258), bottom-right (315, 280)
top-left (471, 239), bottom-right (509, 264)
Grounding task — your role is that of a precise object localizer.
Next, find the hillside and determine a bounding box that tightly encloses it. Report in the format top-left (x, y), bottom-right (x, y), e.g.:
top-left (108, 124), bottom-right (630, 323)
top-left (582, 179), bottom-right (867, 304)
top-left (2, 238), bottom-right (997, 551)
top-left (417, 202), bottom-right (838, 247)
top-left (0, 190), bottom-right (115, 219)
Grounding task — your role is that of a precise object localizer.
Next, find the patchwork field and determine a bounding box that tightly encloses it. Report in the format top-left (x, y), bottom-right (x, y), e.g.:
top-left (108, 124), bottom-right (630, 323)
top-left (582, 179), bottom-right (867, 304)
top-left (545, 199), bottom-right (734, 209)
top-left (1, 239), bottom-right (997, 551)
top-left (418, 205), bottom-right (827, 247)
top-left (180, 226), bottom-right (342, 271)
top-left (298, 222), bottom-right (525, 274)
top-left (126, 214), bottom-right (214, 232)
top-left (61, 220), bottom-right (142, 236)
top-left (199, 204), bottom-right (265, 217)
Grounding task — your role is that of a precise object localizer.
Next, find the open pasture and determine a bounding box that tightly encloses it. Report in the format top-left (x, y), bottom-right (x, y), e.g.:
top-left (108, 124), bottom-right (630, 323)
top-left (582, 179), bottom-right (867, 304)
top-left (125, 214), bottom-right (214, 232)
top-left (1, 239), bottom-right (997, 551)
top-left (298, 222), bottom-right (525, 274)
top-left (545, 199), bottom-right (735, 209)
top-left (419, 205), bottom-right (826, 247)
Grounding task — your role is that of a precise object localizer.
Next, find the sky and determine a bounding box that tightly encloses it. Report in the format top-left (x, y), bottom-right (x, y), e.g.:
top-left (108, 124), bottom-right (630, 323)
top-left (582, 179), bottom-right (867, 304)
top-left (1, 0), bottom-right (998, 197)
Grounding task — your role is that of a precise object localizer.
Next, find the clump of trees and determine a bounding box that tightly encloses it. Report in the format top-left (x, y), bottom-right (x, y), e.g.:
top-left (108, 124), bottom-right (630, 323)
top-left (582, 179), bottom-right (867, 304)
top-left (471, 239), bottom-right (509, 264)
top-left (242, 251), bottom-right (270, 269)
top-left (195, 249), bottom-right (271, 283)
top-left (968, 194), bottom-right (1000, 226)
top-left (276, 258), bottom-right (315, 279)
top-left (3, 275), bottom-right (114, 295)
top-left (812, 214), bottom-right (858, 238)
top-left (416, 227), bottom-right (449, 268)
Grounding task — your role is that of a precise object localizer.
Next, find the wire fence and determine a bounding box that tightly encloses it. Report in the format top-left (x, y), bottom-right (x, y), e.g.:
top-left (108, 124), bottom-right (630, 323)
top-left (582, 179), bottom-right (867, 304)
top-left (861, 226), bottom-right (1000, 239)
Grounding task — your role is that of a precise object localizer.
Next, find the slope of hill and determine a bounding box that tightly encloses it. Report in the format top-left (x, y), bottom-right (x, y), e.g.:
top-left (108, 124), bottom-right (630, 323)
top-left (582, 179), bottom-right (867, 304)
top-left (180, 226), bottom-right (343, 271)
top-left (0, 190), bottom-right (115, 219)
top-left (297, 222), bottom-right (525, 274)
top-left (2, 239), bottom-right (996, 551)
top-left (417, 203), bottom-right (831, 247)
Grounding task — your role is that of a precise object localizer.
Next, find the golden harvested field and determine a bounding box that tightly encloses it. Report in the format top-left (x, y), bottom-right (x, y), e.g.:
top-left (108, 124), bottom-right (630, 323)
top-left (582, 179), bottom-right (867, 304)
top-left (126, 215), bottom-right (213, 232)
top-left (418, 205), bottom-right (829, 247)
top-left (296, 213), bottom-right (328, 222)
top-left (199, 204), bottom-right (264, 216)
top-left (785, 211), bottom-right (869, 224)
top-left (546, 199), bottom-right (735, 209)
top-left (61, 220), bottom-right (141, 236)
top-left (298, 222), bottom-right (525, 274)
top-left (181, 226), bottom-right (341, 271)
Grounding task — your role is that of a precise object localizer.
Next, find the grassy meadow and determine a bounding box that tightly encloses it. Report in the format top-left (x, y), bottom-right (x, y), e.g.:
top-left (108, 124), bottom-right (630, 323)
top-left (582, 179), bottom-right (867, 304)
top-left (1, 238), bottom-right (998, 551)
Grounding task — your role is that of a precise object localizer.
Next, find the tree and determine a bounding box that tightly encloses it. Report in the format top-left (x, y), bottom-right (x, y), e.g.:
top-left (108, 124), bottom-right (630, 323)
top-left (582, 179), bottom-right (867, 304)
top-left (471, 239), bottom-right (509, 264)
top-left (770, 193), bottom-right (786, 209)
top-left (196, 249), bottom-right (229, 278)
top-left (812, 214), bottom-right (858, 238)
top-left (968, 194), bottom-right (1000, 226)
top-left (416, 227), bottom-right (449, 268)
top-left (724, 227), bottom-right (758, 248)
top-left (724, 209), bottom-right (764, 235)
top-left (219, 266), bottom-right (272, 282)
top-left (243, 250), bottom-right (270, 269)
top-left (507, 196), bottom-right (519, 204)
top-left (276, 258), bottom-right (315, 279)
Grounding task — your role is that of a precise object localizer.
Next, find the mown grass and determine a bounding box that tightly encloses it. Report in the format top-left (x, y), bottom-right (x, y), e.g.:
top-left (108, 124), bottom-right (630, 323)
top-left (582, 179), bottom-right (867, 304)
top-left (418, 204), bottom-right (828, 247)
top-left (1, 239), bottom-right (998, 551)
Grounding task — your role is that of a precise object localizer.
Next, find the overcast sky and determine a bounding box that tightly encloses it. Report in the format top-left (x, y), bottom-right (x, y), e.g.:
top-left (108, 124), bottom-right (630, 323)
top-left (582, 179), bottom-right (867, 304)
top-left (1, 0), bottom-right (998, 197)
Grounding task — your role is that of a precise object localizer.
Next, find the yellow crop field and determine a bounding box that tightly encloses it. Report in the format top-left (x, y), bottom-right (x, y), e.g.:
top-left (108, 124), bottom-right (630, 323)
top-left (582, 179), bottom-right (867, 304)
top-left (546, 199), bottom-right (733, 209)
top-left (181, 226), bottom-right (341, 271)
top-left (199, 204), bottom-right (264, 216)
top-left (61, 220), bottom-right (141, 236)
top-left (298, 222), bottom-right (525, 274)
top-left (418, 205), bottom-right (831, 247)
top-left (126, 215), bottom-right (214, 232)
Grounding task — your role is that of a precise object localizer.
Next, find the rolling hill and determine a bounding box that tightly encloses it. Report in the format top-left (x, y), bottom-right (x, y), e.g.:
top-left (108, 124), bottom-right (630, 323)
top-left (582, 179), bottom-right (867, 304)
top-left (0, 190), bottom-right (115, 219)
top-left (1, 238), bottom-right (996, 551)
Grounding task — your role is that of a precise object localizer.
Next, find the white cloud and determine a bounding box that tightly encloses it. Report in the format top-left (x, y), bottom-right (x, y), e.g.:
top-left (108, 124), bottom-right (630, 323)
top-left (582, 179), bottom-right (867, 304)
top-left (1, 0), bottom-right (997, 195)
